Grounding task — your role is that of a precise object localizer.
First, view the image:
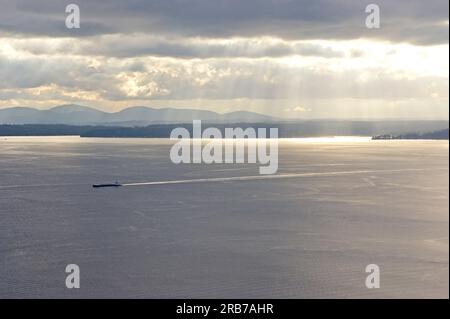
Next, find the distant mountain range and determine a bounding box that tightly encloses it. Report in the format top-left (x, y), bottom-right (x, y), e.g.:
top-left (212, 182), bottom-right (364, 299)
top-left (1, 105), bottom-right (448, 138)
top-left (0, 105), bottom-right (276, 125)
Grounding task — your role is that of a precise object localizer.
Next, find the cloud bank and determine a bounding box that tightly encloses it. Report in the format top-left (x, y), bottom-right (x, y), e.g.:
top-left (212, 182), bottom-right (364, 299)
top-left (0, 0), bottom-right (448, 119)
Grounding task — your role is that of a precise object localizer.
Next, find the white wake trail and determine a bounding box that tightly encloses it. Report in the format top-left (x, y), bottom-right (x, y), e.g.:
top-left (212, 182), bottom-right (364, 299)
top-left (122, 168), bottom-right (444, 187)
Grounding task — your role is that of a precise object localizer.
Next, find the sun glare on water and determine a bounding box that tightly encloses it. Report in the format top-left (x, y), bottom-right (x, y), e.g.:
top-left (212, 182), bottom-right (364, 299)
top-left (283, 136), bottom-right (373, 143)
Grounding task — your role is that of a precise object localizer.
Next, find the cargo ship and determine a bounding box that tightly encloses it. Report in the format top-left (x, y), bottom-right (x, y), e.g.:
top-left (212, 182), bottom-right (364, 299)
top-left (92, 181), bottom-right (122, 188)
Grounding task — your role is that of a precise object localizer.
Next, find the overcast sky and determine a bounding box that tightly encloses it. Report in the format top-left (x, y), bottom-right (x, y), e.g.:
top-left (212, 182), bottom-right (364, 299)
top-left (0, 0), bottom-right (448, 119)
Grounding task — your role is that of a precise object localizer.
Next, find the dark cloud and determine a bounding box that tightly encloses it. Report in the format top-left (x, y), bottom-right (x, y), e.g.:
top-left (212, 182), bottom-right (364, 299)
top-left (0, 0), bottom-right (448, 45)
top-left (12, 36), bottom-right (346, 59)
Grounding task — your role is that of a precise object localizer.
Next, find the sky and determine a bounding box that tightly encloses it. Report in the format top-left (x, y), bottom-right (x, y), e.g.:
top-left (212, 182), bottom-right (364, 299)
top-left (0, 0), bottom-right (448, 119)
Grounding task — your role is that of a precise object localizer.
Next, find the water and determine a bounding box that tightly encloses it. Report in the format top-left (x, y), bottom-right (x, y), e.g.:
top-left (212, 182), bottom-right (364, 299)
top-left (0, 137), bottom-right (448, 298)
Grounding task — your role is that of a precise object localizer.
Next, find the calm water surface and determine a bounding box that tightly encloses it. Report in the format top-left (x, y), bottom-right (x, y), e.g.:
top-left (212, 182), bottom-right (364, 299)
top-left (0, 137), bottom-right (448, 298)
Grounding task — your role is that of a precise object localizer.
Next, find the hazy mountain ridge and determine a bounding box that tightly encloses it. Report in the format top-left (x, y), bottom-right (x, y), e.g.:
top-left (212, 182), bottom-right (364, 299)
top-left (1, 105), bottom-right (448, 138)
top-left (1, 122), bottom-right (448, 138)
top-left (0, 105), bottom-right (275, 125)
